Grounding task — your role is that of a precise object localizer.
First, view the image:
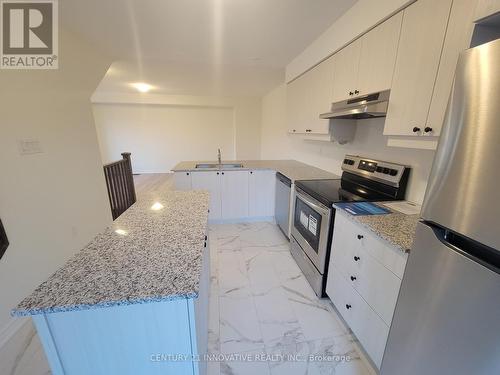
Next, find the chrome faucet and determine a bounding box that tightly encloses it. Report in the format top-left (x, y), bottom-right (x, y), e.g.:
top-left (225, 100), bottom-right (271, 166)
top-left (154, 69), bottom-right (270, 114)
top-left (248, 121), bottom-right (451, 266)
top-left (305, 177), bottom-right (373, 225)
top-left (217, 148), bottom-right (222, 165)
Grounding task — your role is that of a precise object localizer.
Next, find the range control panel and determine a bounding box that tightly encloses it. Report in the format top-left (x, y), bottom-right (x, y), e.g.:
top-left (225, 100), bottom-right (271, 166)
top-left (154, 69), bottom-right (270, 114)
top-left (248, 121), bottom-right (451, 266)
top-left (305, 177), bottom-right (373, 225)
top-left (342, 155), bottom-right (409, 186)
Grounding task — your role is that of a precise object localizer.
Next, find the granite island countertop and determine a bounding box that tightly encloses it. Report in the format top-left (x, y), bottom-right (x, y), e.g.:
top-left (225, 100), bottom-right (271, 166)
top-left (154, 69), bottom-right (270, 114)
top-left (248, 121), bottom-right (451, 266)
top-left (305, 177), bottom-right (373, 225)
top-left (172, 160), bottom-right (340, 182)
top-left (13, 190), bottom-right (210, 316)
top-left (334, 203), bottom-right (420, 253)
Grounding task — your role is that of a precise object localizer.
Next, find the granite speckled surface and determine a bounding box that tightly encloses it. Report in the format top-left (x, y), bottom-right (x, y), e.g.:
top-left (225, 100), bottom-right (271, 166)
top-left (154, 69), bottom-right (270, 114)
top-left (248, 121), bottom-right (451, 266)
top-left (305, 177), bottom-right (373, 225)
top-left (171, 160), bottom-right (340, 182)
top-left (13, 190), bottom-right (210, 316)
top-left (334, 203), bottom-right (419, 253)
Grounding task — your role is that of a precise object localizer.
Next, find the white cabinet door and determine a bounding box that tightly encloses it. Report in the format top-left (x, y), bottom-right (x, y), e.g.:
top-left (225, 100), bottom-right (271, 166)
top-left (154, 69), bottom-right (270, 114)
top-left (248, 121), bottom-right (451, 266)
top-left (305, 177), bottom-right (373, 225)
top-left (306, 55), bottom-right (335, 134)
top-left (286, 74), bottom-right (309, 134)
top-left (191, 171), bottom-right (222, 220)
top-left (331, 39), bottom-right (361, 103)
top-left (221, 171), bottom-right (249, 219)
top-left (248, 170), bottom-right (276, 217)
top-left (426, 0), bottom-right (479, 136)
top-left (357, 12), bottom-right (402, 96)
top-left (383, 0), bottom-right (453, 136)
top-left (174, 172), bottom-right (192, 191)
top-left (474, 0), bottom-right (500, 21)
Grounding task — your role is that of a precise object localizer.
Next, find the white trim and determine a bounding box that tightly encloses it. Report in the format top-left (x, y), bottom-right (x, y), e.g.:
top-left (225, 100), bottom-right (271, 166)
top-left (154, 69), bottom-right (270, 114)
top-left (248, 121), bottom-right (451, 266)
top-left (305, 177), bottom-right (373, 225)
top-left (0, 317), bottom-right (30, 349)
top-left (387, 137), bottom-right (439, 150)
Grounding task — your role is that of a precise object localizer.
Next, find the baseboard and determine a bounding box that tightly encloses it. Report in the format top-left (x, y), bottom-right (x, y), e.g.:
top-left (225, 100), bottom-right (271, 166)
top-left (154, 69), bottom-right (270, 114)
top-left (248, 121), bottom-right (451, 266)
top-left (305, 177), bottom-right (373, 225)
top-left (0, 316), bottom-right (30, 349)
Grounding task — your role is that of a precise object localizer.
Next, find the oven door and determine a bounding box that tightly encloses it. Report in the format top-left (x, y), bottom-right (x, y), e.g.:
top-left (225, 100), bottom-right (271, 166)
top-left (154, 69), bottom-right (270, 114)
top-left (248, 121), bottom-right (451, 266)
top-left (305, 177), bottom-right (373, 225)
top-left (291, 188), bottom-right (331, 273)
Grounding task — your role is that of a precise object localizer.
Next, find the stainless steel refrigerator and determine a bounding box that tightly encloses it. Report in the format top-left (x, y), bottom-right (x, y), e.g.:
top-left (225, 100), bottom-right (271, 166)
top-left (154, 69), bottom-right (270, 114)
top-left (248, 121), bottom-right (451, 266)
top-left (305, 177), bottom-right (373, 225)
top-left (381, 39), bottom-right (500, 374)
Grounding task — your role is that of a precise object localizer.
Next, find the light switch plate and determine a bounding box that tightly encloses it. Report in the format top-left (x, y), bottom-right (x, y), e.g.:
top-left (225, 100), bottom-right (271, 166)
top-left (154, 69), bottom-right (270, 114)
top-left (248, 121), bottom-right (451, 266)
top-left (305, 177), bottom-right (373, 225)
top-left (18, 138), bottom-right (43, 155)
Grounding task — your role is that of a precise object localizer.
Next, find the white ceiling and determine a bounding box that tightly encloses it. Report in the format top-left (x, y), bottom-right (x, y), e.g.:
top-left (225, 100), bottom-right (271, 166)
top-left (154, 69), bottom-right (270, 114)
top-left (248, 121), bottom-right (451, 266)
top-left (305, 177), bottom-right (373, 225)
top-left (62, 0), bottom-right (358, 97)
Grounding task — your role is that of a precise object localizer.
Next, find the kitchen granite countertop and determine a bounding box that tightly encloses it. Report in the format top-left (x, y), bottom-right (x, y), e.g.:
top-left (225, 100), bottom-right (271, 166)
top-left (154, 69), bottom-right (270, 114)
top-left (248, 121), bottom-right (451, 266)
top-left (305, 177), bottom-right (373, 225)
top-left (334, 203), bottom-right (420, 253)
top-left (12, 190), bottom-right (210, 316)
top-left (172, 160), bottom-right (340, 182)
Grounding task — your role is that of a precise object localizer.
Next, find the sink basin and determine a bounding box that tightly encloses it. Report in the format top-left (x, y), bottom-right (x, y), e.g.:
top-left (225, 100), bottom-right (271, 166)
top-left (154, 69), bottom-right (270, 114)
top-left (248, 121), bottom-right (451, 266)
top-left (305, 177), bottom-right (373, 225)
top-left (195, 163), bottom-right (219, 169)
top-left (220, 163), bottom-right (244, 168)
top-left (195, 163), bottom-right (244, 169)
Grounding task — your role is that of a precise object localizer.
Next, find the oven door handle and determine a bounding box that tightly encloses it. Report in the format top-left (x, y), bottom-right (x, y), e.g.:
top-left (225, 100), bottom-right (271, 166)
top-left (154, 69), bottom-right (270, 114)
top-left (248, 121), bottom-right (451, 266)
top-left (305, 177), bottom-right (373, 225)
top-left (295, 189), bottom-right (330, 216)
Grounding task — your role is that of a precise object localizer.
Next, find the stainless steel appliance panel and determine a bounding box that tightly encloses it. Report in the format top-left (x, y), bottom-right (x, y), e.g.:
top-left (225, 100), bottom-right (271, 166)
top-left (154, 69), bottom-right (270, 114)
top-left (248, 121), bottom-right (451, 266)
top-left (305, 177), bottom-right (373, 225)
top-left (275, 173), bottom-right (291, 238)
top-left (290, 236), bottom-right (324, 296)
top-left (381, 222), bottom-right (500, 375)
top-left (291, 188), bottom-right (331, 273)
top-left (422, 39), bottom-right (500, 251)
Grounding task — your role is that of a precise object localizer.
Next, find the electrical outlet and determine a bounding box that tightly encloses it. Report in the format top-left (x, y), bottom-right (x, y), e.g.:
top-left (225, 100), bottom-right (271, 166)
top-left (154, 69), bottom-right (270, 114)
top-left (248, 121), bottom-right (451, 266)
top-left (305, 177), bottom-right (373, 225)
top-left (18, 138), bottom-right (43, 155)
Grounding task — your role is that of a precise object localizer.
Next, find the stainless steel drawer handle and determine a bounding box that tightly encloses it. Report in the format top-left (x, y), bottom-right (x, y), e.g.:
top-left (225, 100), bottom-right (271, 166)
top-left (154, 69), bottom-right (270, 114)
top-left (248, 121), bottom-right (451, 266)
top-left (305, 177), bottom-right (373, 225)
top-left (346, 304), bottom-right (352, 310)
top-left (357, 234), bottom-right (363, 240)
top-left (350, 276), bottom-right (357, 281)
top-left (354, 256), bottom-right (360, 261)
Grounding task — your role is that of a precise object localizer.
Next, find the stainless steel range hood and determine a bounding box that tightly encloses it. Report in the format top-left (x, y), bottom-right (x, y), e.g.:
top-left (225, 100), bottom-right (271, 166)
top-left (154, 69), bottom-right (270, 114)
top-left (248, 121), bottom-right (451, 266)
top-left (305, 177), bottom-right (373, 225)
top-left (320, 89), bottom-right (390, 120)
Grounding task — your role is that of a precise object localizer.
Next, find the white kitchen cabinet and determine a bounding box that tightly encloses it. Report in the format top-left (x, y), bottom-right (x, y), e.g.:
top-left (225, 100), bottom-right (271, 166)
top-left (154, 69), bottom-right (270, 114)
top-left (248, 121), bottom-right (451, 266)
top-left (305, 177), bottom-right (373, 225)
top-left (306, 56), bottom-right (335, 134)
top-left (286, 56), bottom-right (334, 135)
top-left (191, 171), bottom-right (222, 220)
top-left (331, 12), bottom-right (402, 103)
top-left (220, 170), bottom-right (249, 220)
top-left (174, 171), bottom-right (192, 191)
top-left (248, 170), bottom-right (276, 218)
top-left (425, 0), bottom-right (479, 137)
top-left (326, 211), bottom-right (408, 369)
top-left (331, 39), bottom-right (361, 103)
top-left (357, 12), bottom-right (403, 96)
top-left (474, 0), bottom-right (500, 21)
top-left (286, 74), bottom-right (309, 134)
top-left (328, 266), bottom-right (390, 369)
top-left (383, 0), bottom-right (453, 137)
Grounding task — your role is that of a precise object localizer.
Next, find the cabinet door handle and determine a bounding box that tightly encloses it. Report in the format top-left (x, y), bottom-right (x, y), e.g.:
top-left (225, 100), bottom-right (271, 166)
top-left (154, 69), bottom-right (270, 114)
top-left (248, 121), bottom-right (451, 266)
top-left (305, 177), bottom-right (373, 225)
top-left (354, 89), bottom-right (359, 95)
top-left (217, 172), bottom-right (219, 175)
top-left (346, 304), bottom-right (352, 310)
top-left (221, 172), bottom-right (224, 175)
top-left (424, 126), bottom-right (433, 133)
top-left (350, 276), bottom-right (357, 281)
top-left (412, 127), bottom-right (421, 133)
top-left (357, 234), bottom-right (363, 240)
top-left (186, 172), bottom-right (190, 175)
top-left (349, 91), bottom-right (354, 96)
top-left (293, 129), bottom-right (296, 132)
top-left (250, 171), bottom-right (253, 174)
top-left (353, 256), bottom-right (360, 262)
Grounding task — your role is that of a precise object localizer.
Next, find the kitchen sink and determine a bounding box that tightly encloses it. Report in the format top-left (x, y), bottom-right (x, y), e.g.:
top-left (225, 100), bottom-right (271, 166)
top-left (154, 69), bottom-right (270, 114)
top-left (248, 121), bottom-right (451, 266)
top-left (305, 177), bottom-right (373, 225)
top-left (195, 163), bottom-right (219, 169)
top-left (195, 163), bottom-right (244, 169)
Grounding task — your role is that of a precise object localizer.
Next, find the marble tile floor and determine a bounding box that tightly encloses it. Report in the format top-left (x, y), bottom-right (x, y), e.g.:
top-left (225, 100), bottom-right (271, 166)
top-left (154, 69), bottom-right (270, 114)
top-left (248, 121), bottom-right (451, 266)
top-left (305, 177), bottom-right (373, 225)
top-left (208, 221), bottom-right (374, 375)
top-left (0, 221), bottom-right (374, 375)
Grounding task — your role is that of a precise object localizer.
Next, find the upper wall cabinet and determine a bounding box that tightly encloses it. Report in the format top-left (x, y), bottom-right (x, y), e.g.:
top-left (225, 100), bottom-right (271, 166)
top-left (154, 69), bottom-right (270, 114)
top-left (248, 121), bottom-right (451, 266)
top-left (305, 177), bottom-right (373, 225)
top-left (474, 0), bottom-right (500, 21)
top-left (331, 13), bottom-right (402, 103)
top-left (383, 0), bottom-right (454, 137)
top-left (357, 12), bottom-right (403, 96)
top-left (287, 55), bottom-right (334, 135)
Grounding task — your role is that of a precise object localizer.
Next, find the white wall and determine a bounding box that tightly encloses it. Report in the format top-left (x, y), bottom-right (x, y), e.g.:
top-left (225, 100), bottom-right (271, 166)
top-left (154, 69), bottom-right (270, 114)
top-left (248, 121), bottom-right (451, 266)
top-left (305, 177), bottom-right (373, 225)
top-left (261, 85), bottom-right (435, 204)
top-left (286, 0), bottom-right (414, 81)
top-left (93, 104), bottom-right (234, 173)
top-left (92, 93), bottom-right (262, 170)
top-left (0, 29), bottom-right (112, 334)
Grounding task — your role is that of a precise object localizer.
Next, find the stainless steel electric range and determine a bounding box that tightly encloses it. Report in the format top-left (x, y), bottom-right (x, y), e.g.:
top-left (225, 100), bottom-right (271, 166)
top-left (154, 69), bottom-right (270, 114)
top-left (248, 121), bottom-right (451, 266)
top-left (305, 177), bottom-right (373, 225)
top-left (290, 155), bottom-right (411, 297)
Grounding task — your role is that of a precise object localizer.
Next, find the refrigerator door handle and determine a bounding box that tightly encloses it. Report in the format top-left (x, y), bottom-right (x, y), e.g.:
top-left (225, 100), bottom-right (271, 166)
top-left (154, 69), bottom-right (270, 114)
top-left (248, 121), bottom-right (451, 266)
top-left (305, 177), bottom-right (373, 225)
top-left (425, 221), bottom-right (500, 274)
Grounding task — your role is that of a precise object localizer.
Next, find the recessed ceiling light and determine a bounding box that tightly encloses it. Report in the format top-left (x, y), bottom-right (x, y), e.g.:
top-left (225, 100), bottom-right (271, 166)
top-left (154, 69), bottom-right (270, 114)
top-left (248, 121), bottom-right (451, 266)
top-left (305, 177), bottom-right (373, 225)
top-left (115, 229), bottom-right (128, 236)
top-left (131, 82), bottom-right (153, 93)
top-left (150, 202), bottom-right (164, 211)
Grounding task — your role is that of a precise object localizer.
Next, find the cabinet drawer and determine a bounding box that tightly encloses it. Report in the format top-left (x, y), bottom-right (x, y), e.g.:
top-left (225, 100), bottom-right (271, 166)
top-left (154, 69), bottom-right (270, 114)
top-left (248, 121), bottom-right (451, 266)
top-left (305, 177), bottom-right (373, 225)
top-left (334, 211), bottom-right (407, 278)
top-left (327, 266), bottom-right (389, 369)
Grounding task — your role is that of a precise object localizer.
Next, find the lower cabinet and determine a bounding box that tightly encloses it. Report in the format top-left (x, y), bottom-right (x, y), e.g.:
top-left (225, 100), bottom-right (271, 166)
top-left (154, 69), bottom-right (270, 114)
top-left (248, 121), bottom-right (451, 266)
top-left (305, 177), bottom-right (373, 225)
top-left (326, 211), bottom-right (408, 369)
top-left (248, 170), bottom-right (276, 217)
top-left (174, 170), bottom-right (276, 221)
top-left (191, 171), bottom-right (222, 220)
top-left (220, 170), bottom-right (249, 220)
top-left (173, 171), bottom-right (192, 191)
